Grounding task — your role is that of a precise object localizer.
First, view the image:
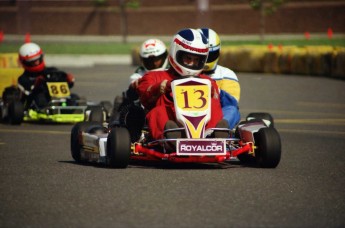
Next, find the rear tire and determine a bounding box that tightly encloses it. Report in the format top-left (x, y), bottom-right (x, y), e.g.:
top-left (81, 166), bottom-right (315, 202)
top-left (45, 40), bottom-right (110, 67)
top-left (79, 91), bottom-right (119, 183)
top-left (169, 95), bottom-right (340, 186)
top-left (246, 112), bottom-right (274, 127)
top-left (107, 127), bottom-right (131, 168)
top-left (254, 127), bottom-right (281, 168)
top-left (86, 106), bottom-right (105, 123)
top-left (71, 121), bottom-right (101, 162)
top-left (8, 101), bottom-right (24, 125)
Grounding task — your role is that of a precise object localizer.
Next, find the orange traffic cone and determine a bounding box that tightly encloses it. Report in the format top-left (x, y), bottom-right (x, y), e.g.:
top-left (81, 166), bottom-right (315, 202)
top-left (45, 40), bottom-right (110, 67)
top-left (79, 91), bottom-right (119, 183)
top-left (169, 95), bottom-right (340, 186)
top-left (327, 28), bottom-right (333, 39)
top-left (25, 32), bottom-right (31, 43)
top-left (0, 30), bottom-right (4, 43)
top-left (304, 32), bottom-right (310, 40)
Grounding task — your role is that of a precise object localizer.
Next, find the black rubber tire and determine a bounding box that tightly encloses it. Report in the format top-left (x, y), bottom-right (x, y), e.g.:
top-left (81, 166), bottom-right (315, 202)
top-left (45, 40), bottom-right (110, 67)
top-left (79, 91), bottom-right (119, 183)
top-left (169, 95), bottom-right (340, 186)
top-left (70, 121), bottom-right (101, 162)
top-left (235, 119), bottom-right (267, 165)
top-left (254, 127), bottom-right (281, 168)
top-left (87, 106), bottom-right (105, 123)
top-left (8, 101), bottom-right (24, 125)
top-left (246, 112), bottom-right (274, 127)
top-left (107, 127), bottom-right (131, 168)
top-left (2, 86), bottom-right (21, 104)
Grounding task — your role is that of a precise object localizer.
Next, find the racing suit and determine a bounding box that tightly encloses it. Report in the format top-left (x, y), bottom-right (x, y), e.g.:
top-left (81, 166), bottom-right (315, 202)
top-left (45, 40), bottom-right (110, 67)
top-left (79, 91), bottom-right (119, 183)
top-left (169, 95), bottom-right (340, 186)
top-left (137, 68), bottom-right (223, 140)
top-left (17, 67), bottom-right (74, 109)
top-left (112, 66), bottom-right (153, 121)
top-left (205, 65), bottom-right (241, 129)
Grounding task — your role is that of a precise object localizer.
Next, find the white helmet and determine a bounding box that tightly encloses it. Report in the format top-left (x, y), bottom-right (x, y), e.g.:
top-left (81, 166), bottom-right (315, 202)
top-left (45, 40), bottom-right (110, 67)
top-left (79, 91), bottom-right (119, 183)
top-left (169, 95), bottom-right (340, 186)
top-left (18, 42), bottom-right (45, 72)
top-left (168, 28), bottom-right (209, 77)
top-left (139, 39), bottom-right (168, 71)
top-left (198, 28), bottom-right (221, 73)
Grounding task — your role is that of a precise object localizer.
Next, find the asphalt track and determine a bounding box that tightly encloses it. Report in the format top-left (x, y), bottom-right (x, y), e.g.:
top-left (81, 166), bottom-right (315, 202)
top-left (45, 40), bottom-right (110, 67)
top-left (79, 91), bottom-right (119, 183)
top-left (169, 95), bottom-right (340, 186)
top-left (1, 65), bottom-right (345, 227)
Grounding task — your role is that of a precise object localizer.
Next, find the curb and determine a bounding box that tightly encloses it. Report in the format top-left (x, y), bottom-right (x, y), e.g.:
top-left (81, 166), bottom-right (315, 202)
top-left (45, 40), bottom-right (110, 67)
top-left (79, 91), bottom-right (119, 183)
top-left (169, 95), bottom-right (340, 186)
top-left (44, 54), bottom-right (131, 67)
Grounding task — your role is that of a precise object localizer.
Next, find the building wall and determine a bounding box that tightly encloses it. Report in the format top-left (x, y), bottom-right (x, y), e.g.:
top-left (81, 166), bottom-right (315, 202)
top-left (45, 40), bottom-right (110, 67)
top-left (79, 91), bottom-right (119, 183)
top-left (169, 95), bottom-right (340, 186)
top-left (0, 0), bottom-right (344, 36)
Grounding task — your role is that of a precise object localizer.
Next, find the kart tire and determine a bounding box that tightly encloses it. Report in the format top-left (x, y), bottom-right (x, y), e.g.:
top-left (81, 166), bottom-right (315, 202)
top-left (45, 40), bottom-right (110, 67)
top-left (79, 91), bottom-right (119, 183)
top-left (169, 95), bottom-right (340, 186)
top-left (8, 101), bottom-right (24, 125)
top-left (235, 119), bottom-right (264, 165)
top-left (71, 121), bottom-right (101, 162)
top-left (2, 86), bottom-right (21, 103)
top-left (87, 106), bottom-right (105, 123)
top-left (107, 127), bottom-right (131, 168)
top-left (246, 112), bottom-right (274, 127)
top-left (254, 127), bottom-right (281, 168)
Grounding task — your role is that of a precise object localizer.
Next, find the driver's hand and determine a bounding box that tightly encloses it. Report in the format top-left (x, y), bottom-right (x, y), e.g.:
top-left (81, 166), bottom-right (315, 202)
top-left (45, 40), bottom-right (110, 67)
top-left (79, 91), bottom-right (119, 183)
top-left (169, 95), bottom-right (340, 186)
top-left (33, 75), bottom-right (45, 88)
top-left (130, 79), bottom-right (139, 89)
top-left (160, 79), bottom-right (171, 94)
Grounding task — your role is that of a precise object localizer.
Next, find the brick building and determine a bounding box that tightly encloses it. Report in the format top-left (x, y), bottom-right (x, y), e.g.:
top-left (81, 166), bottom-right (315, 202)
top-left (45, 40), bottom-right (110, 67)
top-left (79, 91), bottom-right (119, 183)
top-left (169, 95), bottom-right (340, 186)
top-left (0, 0), bottom-right (344, 36)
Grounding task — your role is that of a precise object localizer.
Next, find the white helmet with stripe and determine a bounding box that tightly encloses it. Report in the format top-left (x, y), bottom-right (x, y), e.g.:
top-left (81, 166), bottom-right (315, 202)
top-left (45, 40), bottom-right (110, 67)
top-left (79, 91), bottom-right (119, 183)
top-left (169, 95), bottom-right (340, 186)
top-left (168, 28), bottom-right (209, 77)
top-left (19, 42), bottom-right (45, 72)
top-left (139, 38), bottom-right (168, 71)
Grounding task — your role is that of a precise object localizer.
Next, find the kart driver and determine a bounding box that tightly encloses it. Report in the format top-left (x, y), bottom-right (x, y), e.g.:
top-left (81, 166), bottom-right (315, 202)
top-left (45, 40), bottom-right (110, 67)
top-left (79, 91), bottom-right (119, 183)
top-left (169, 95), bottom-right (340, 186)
top-left (111, 38), bottom-right (169, 118)
top-left (198, 28), bottom-right (241, 129)
top-left (17, 42), bottom-right (75, 109)
top-left (137, 28), bottom-right (228, 146)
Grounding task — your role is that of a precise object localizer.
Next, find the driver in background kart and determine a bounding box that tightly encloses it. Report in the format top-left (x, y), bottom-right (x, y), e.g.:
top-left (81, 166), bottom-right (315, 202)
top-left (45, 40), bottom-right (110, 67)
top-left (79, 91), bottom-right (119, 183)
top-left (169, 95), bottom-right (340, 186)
top-left (111, 38), bottom-right (169, 120)
top-left (198, 28), bottom-right (241, 129)
top-left (137, 28), bottom-right (228, 148)
top-left (17, 42), bottom-right (75, 110)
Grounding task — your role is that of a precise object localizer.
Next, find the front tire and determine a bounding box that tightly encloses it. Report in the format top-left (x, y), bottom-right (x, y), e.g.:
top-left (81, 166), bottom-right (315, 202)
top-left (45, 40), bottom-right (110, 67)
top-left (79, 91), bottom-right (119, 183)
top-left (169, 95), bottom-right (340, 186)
top-left (71, 121), bottom-right (101, 162)
top-left (107, 127), bottom-right (131, 168)
top-left (254, 127), bottom-right (281, 168)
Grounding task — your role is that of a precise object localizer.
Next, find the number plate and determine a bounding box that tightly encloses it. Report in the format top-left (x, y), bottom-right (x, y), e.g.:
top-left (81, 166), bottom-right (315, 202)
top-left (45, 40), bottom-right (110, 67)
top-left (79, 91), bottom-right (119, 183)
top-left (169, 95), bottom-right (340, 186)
top-left (47, 82), bottom-right (70, 98)
top-left (175, 84), bottom-right (209, 112)
top-left (177, 139), bottom-right (226, 156)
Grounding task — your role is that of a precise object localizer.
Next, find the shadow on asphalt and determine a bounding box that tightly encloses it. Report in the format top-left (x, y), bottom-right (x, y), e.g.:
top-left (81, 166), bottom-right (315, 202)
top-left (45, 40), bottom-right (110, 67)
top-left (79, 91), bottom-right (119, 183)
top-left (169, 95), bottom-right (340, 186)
top-left (59, 159), bottom-right (249, 170)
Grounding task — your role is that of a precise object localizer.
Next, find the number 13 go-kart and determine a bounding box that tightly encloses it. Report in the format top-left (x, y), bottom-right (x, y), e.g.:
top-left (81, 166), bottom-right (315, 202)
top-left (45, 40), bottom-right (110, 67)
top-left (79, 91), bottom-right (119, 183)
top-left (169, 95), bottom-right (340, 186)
top-left (71, 77), bottom-right (282, 168)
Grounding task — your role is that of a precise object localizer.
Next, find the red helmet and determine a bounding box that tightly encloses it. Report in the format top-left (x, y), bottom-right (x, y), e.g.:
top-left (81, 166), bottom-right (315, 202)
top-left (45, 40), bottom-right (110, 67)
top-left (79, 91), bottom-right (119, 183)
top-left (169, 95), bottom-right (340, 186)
top-left (18, 42), bottom-right (45, 72)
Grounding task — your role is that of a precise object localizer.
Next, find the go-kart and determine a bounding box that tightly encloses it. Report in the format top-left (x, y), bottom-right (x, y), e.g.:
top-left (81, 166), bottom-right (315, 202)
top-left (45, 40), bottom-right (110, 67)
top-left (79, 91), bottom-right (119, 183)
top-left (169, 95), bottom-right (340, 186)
top-left (0, 70), bottom-right (90, 125)
top-left (70, 77), bottom-right (281, 168)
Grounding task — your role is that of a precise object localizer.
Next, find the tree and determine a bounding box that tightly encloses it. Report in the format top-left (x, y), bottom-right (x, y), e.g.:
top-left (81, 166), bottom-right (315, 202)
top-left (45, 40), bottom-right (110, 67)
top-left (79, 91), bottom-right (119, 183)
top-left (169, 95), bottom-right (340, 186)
top-left (118, 0), bottom-right (140, 43)
top-left (93, 0), bottom-right (140, 43)
top-left (250, 0), bottom-right (285, 43)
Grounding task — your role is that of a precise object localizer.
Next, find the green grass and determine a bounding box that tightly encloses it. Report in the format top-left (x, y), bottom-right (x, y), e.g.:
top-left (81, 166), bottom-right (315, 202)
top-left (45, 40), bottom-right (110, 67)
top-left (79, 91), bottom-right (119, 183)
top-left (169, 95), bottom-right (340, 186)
top-left (222, 37), bottom-right (345, 47)
top-left (0, 42), bottom-right (139, 55)
top-left (1, 37), bottom-right (344, 54)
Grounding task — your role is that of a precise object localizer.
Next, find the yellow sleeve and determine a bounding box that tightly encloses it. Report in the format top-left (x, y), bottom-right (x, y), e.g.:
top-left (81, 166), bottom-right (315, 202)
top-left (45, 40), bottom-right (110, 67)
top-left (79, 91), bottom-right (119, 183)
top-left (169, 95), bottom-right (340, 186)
top-left (216, 79), bottom-right (241, 102)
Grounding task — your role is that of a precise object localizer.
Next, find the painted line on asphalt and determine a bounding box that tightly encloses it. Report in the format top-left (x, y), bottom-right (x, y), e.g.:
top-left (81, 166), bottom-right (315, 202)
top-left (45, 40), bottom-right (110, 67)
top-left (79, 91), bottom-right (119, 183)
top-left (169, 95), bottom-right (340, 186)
top-left (240, 109), bottom-right (345, 118)
top-left (275, 118), bottom-right (345, 125)
top-left (0, 128), bottom-right (69, 135)
top-left (278, 128), bottom-right (345, 136)
top-left (297, 102), bottom-right (345, 109)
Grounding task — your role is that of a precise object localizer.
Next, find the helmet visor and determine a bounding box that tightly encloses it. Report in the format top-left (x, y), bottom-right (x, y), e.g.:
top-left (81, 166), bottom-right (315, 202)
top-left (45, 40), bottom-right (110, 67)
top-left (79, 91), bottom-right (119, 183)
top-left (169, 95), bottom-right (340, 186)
top-left (142, 51), bottom-right (167, 70)
top-left (176, 51), bottom-right (207, 70)
top-left (22, 55), bottom-right (44, 67)
top-left (206, 50), bottom-right (219, 63)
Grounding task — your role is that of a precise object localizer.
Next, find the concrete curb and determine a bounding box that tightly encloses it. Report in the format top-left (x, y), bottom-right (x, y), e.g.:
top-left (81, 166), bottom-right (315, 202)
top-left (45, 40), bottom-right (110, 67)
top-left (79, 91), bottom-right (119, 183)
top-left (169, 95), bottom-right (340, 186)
top-left (44, 54), bottom-right (131, 67)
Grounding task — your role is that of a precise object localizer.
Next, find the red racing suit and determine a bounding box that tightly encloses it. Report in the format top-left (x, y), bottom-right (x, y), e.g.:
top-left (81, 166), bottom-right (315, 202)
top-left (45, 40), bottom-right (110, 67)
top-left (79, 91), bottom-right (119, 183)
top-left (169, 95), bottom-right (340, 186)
top-left (137, 68), bottom-right (223, 140)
